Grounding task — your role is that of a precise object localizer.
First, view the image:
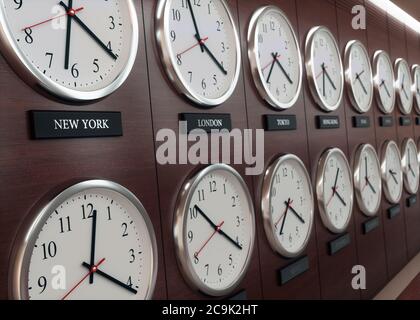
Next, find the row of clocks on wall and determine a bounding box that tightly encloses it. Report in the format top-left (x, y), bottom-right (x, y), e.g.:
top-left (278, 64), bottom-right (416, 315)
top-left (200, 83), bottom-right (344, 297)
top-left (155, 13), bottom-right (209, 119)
top-left (9, 138), bottom-right (420, 300)
top-left (1, 1), bottom-right (420, 113)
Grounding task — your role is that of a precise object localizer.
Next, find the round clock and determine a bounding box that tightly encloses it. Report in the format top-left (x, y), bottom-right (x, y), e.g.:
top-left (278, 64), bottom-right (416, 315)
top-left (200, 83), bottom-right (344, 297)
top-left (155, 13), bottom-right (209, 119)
top-left (412, 64), bottom-right (420, 114)
top-left (380, 140), bottom-right (403, 204)
top-left (353, 144), bottom-right (382, 217)
top-left (174, 164), bottom-right (255, 297)
top-left (344, 40), bottom-right (374, 113)
top-left (316, 148), bottom-right (354, 234)
top-left (247, 6), bottom-right (303, 110)
top-left (0, 1), bottom-right (139, 102)
top-left (373, 50), bottom-right (396, 114)
top-left (10, 180), bottom-right (158, 300)
top-left (305, 26), bottom-right (344, 112)
top-left (261, 154), bottom-right (314, 258)
top-left (401, 138), bottom-right (420, 195)
top-left (155, 0), bottom-right (241, 107)
top-left (395, 58), bottom-right (414, 114)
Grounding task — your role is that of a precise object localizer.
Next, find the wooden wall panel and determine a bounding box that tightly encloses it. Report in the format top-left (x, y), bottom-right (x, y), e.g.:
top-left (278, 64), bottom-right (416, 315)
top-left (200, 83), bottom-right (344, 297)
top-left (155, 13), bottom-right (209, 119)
top-left (237, 0), bottom-right (321, 299)
top-left (295, 0), bottom-right (360, 300)
top-left (335, 0), bottom-right (388, 299)
top-left (0, 1), bottom-right (167, 299)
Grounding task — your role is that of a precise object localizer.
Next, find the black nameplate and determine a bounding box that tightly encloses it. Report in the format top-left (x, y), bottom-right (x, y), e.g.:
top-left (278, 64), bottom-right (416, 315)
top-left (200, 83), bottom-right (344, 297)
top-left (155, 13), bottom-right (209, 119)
top-left (388, 204), bottom-right (401, 219)
top-left (264, 115), bottom-right (297, 131)
top-left (416, 117), bottom-right (420, 126)
top-left (399, 116), bottom-right (412, 126)
top-left (228, 290), bottom-right (247, 300)
top-left (328, 233), bottom-right (351, 255)
top-left (379, 116), bottom-right (394, 127)
top-left (30, 111), bottom-right (122, 139)
top-left (363, 217), bottom-right (380, 234)
top-left (180, 113), bottom-right (232, 133)
top-left (407, 195), bottom-right (417, 208)
top-left (277, 256), bottom-right (309, 286)
top-left (353, 116), bottom-right (371, 128)
top-left (316, 115), bottom-right (340, 129)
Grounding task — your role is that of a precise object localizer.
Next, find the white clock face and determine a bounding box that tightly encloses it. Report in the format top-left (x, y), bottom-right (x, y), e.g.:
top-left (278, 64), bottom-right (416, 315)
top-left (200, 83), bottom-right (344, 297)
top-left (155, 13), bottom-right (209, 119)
top-left (413, 65), bottom-right (420, 114)
top-left (262, 155), bottom-right (314, 257)
top-left (156, 0), bottom-right (241, 107)
top-left (248, 6), bottom-right (302, 110)
top-left (402, 138), bottom-right (420, 194)
top-left (12, 181), bottom-right (157, 300)
top-left (345, 41), bottom-right (373, 113)
top-left (354, 144), bottom-right (382, 216)
top-left (374, 51), bottom-right (396, 114)
top-left (395, 59), bottom-right (413, 114)
top-left (0, 0), bottom-right (138, 101)
top-left (381, 140), bottom-right (403, 204)
top-left (317, 148), bottom-right (353, 233)
top-left (174, 165), bottom-right (255, 297)
top-left (305, 26), bottom-right (344, 112)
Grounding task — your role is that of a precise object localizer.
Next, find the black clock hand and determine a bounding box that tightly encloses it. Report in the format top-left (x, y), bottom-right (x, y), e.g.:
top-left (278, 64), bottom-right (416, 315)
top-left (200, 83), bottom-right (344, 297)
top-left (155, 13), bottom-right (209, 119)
top-left (194, 205), bottom-right (242, 250)
top-left (195, 34), bottom-right (228, 75)
top-left (365, 157), bottom-right (368, 178)
top-left (380, 80), bottom-right (391, 98)
top-left (333, 168), bottom-right (340, 191)
top-left (356, 73), bottom-right (368, 95)
top-left (323, 64), bottom-right (337, 90)
top-left (334, 190), bottom-right (347, 207)
top-left (287, 203), bottom-right (305, 224)
top-left (59, 1), bottom-right (118, 60)
top-left (322, 63), bottom-right (326, 97)
top-left (272, 53), bottom-right (293, 84)
top-left (279, 199), bottom-right (291, 236)
top-left (64, 0), bottom-right (73, 70)
top-left (266, 53), bottom-right (277, 84)
top-left (186, 0), bottom-right (204, 52)
top-left (81, 262), bottom-right (137, 294)
top-left (89, 209), bottom-right (97, 284)
top-left (389, 170), bottom-right (399, 184)
top-left (366, 178), bottom-right (377, 194)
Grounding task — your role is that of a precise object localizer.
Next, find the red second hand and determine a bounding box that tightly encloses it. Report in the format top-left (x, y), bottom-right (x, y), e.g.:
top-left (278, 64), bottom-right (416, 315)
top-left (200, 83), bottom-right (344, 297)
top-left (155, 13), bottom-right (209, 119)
top-left (61, 257), bottom-right (105, 300)
top-left (194, 221), bottom-right (225, 258)
top-left (262, 53), bottom-right (281, 72)
top-left (274, 199), bottom-right (292, 229)
top-left (22, 6), bottom-right (84, 31)
top-left (326, 187), bottom-right (336, 207)
top-left (177, 37), bottom-right (209, 57)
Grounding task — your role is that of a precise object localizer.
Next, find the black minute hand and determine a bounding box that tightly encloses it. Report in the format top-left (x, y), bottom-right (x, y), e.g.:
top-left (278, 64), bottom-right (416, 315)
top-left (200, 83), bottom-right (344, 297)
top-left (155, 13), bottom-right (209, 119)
top-left (89, 209), bottom-right (98, 284)
top-left (187, 0), bottom-right (204, 52)
top-left (59, 1), bottom-right (117, 60)
top-left (64, 0), bottom-right (73, 70)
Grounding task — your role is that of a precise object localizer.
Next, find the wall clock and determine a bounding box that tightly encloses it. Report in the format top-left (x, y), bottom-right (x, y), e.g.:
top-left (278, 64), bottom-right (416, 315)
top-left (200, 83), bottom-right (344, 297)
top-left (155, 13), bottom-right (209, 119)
top-left (401, 138), bottom-right (419, 195)
top-left (380, 140), bottom-right (403, 204)
top-left (316, 148), bottom-right (354, 234)
top-left (395, 58), bottom-right (413, 115)
top-left (412, 64), bottom-right (420, 114)
top-left (9, 180), bottom-right (158, 300)
top-left (174, 164), bottom-right (255, 297)
top-left (261, 154), bottom-right (314, 258)
top-left (353, 144), bottom-right (382, 217)
top-left (373, 50), bottom-right (396, 114)
top-left (344, 40), bottom-right (373, 113)
top-left (0, 0), bottom-right (139, 102)
top-left (305, 26), bottom-right (344, 112)
top-left (247, 6), bottom-right (303, 110)
top-left (155, 0), bottom-right (241, 107)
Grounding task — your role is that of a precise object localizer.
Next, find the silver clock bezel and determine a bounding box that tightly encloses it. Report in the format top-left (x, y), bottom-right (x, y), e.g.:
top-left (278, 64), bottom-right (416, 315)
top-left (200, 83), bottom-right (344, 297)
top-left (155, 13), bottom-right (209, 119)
top-left (401, 138), bottom-right (420, 195)
top-left (9, 179), bottom-right (159, 300)
top-left (316, 148), bottom-right (354, 234)
top-left (247, 5), bottom-right (303, 110)
top-left (353, 143), bottom-right (382, 217)
top-left (395, 58), bottom-right (414, 115)
top-left (373, 50), bottom-right (396, 114)
top-left (380, 140), bottom-right (403, 204)
top-left (155, 0), bottom-right (242, 108)
top-left (411, 64), bottom-right (420, 115)
top-left (305, 26), bottom-right (344, 112)
top-left (261, 154), bottom-right (314, 258)
top-left (0, 1), bottom-right (139, 102)
top-left (344, 40), bottom-right (373, 114)
top-left (173, 164), bottom-right (256, 297)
